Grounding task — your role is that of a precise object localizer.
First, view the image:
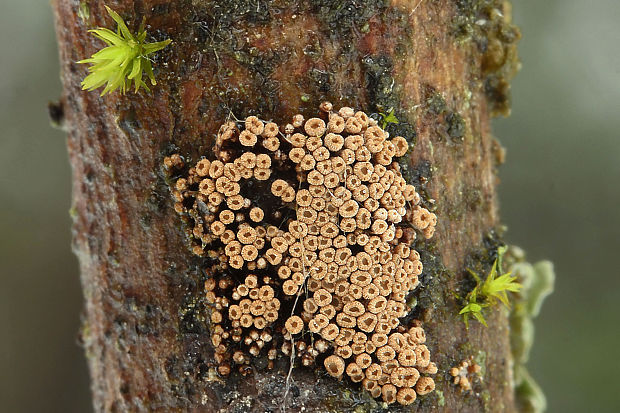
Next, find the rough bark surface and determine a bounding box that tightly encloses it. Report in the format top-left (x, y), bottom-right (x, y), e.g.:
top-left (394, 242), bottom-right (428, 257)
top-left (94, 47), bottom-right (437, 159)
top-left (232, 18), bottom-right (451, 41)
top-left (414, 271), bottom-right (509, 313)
top-left (53, 0), bottom-right (520, 411)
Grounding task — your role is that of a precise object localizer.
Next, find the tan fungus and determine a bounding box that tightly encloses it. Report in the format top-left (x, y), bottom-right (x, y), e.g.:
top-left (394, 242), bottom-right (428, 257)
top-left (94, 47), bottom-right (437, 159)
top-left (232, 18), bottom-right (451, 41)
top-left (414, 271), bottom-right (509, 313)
top-left (167, 103), bottom-right (436, 403)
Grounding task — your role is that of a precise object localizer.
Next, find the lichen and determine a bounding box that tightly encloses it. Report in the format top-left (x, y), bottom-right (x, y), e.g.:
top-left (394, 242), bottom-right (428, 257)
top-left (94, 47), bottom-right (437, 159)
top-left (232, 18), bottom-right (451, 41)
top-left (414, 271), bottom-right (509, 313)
top-left (506, 246), bottom-right (555, 413)
top-left (421, 87), bottom-right (469, 145)
top-left (452, 0), bottom-right (521, 116)
top-left (446, 112), bottom-right (466, 142)
top-left (435, 389), bottom-right (445, 407)
top-left (77, 1), bottom-right (90, 23)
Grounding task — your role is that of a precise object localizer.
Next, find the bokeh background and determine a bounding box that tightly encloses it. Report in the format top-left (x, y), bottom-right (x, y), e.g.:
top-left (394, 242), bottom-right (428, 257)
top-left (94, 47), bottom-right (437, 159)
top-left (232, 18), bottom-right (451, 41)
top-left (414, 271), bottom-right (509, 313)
top-left (1, 0), bottom-right (619, 412)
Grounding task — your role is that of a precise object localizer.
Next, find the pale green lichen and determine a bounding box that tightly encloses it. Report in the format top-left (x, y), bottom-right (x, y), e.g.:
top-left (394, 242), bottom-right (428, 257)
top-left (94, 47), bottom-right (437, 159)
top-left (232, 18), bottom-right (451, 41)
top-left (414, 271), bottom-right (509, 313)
top-left (474, 350), bottom-right (487, 378)
top-left (78, 1), bottom-right (90, 22)
top-left (435, 389), bottom-right (445, 407)
top-left (507, 246), bottom-right (555, 413)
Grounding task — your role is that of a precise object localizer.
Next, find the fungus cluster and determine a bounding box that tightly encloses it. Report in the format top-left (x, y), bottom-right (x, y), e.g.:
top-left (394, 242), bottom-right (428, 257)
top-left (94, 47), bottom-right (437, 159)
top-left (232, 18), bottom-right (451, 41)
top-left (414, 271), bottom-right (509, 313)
top-left (449, 356), bottom-right (482, 392)
top-left (165, 103), bottom-right (437, 405)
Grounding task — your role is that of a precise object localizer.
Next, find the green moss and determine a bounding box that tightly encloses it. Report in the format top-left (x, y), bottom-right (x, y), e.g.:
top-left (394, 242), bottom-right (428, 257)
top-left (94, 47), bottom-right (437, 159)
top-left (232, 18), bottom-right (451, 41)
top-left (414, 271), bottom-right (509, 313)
top-left (78, 6), bottom-right (171, 95)
top-left (459, 246), bottom-right (522, 328)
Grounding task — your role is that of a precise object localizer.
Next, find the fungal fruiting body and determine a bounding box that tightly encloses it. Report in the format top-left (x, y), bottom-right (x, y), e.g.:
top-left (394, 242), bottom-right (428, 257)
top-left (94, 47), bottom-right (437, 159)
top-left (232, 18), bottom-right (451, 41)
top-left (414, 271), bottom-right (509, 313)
top-left (165, 103), bottom-right (438, 405)
top-left (450, 356), bottom-right (482, 392)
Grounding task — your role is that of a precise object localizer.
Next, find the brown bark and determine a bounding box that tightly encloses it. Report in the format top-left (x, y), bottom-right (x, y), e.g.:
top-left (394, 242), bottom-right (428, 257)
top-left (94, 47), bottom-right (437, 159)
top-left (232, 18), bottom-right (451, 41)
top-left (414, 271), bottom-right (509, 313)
top-left (53, 0), bottom-right (520, 411)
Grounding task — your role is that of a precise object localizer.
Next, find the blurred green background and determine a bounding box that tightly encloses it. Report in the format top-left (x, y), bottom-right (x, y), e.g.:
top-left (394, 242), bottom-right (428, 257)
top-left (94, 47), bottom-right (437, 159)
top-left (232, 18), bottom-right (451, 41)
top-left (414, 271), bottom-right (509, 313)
top-left (1, 0), bottom-right (618, 412)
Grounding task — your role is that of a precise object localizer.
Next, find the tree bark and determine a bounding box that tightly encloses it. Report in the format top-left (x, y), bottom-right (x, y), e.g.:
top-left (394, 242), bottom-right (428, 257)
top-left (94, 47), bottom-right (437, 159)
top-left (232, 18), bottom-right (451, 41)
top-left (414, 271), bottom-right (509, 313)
top-left (53, 0), bottom-right (520, 411)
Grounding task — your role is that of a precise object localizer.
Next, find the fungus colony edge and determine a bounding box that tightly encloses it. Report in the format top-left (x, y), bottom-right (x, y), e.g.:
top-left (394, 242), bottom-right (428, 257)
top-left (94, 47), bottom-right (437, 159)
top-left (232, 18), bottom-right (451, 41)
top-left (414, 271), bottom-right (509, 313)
top-left (164, 103), bottom-right (438, 405)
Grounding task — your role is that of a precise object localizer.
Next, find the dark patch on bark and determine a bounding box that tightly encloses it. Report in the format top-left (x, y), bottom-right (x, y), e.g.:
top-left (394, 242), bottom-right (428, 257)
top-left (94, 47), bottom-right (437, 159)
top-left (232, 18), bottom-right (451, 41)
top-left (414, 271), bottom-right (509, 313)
top-left (452, 0), bottom-right (521, 116)
top-left (310, 0), bottom-right (388, 36)
top-left (48, 99), bottom-right (65, 128)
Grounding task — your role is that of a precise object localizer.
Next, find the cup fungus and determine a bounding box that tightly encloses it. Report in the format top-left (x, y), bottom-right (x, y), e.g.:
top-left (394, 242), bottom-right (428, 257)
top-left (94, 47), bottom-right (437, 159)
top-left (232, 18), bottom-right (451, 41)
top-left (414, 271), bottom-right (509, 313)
top-left (165, 103), bottom-right (437, 404)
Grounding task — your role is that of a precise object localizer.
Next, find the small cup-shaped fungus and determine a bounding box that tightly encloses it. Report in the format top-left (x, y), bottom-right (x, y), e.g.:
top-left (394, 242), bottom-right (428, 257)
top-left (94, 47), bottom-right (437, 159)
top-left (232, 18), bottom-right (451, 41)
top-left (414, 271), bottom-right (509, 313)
top-left (166, 103), bottom-right (436, 404)
top-left (285, 316), bottom-right (304, 335)
top-left (324, 355), bottom-right (345, 378)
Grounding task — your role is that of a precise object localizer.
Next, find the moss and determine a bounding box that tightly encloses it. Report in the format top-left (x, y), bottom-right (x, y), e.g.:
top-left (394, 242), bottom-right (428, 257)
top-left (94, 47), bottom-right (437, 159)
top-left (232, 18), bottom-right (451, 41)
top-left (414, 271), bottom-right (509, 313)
top-left (452, 0), bottom-right (521, 116)
top-left (455, 236), bottom-right (501, 302)
top-left (78, 7), bottom-right (171, 95)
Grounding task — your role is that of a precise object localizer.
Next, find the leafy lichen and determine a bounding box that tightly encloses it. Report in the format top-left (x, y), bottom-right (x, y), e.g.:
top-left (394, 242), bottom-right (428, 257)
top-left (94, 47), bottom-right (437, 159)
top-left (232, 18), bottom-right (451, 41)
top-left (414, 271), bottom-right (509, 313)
top-left (452, 0), bottom-right (521, 116)
top-left (506, 247), bottom-right (555, 413)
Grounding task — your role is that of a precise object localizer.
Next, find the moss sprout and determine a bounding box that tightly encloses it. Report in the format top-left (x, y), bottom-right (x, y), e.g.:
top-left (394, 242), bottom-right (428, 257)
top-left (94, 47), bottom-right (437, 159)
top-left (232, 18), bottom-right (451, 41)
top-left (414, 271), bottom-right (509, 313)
top-left (378, 108), bottom-right (399, 130)
top-left (78, 6), bottom-right (171, 95)
top-left (459, 246), bottom-right (522, 328)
